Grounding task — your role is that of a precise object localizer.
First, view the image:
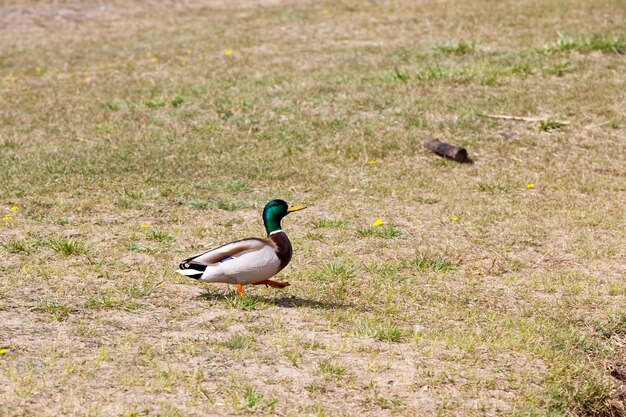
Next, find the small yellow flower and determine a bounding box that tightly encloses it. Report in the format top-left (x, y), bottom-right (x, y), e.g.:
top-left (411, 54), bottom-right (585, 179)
top-left (146, 51), bottom-right (153, 57)
top-left (9, 76), bottom-right (17, 82)
top-left (224, 50), bottom-right (233, 56)
top-left (36, 67), bottom-right (42, 74)
top-left (322, 9), bottom-right (329, 15)
top-left (3, 216), bottom-right (11, 221)
top-left (83, 76), bottom-right (91, 83)
top-left (0, 348), bottom-right (6, 355)
top-left (180, 59), bottom-right (187, 66)
top-left (368, 159), bottom-right (377, 165)
top-left (186, 49), bottom-right (192, 56)
top-left (141, 224), bottom-right (149, 229)
top-left (151, 57), bottom-right (158, 62)
top-left (373, 219), bottom-right (383, 227)
top-left (526, 183), bottom-right (535, 189)
top-left (9, 206), bottom-right (18, 212)
top-left (372, 146), bottom-right (378, 151)
top-left (452, 216), bottom-right (459, 222)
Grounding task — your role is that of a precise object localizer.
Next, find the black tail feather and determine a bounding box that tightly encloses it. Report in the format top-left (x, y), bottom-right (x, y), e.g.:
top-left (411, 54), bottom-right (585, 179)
top-left (177, 261), bottom-right (207, 280)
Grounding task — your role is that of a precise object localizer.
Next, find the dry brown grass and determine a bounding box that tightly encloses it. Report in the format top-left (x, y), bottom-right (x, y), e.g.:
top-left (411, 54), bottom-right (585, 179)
top-left (1, 0), bottom-right (625, 415)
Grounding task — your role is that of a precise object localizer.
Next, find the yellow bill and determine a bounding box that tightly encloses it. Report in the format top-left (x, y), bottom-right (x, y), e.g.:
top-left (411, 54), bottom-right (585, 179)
top-left (287, 205), bottom-right (307, 213)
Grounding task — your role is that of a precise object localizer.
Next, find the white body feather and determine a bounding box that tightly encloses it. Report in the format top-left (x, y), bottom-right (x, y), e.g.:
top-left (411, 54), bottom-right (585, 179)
top-left (200, 245), bottom-right (281, 284)
top-left (176, 238), bottom-right (283, 285)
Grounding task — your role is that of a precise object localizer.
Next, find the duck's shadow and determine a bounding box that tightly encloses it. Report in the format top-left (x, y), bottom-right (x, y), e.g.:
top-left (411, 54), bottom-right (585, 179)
top-left (196, 289), bottom-right (351, 310)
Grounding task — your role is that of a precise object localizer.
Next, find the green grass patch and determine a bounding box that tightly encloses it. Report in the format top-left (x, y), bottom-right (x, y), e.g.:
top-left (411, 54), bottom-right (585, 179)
top-left (49, 239), bottom-right (87, 256)
top-left (145, 98), bottom-right (167, 108)
top-left (126, 242), bottom-right (141, 251)
top-left (225, 180), bottom-right (249, 193)
top-left (542, 32), bottom-right (626, 55)
top-left (367, 262), bottom-right (407, 283)
top-left (233, 385), bottom-right (277, 413)
top-left (410, 252), bottom-right (456, 273)
top-left (595, 313), bottom-right (626, 339)
top-left (477, 182), bottom-right (508, 194)
top-left (356, 320), bottom-right (406, 342)
top-left (209, 198), bottom-right (245, 211)
top-left (312, 262), bottom-right (355, 283)
top-left (32, 299), bottom-right (72, 321)
top-left (381, 68), bottom-right (410, 83)
top-left (123, 280), bottom-right (161, 299)
top-left (318, 360), bottom-right (346, 377)
top-left (540, 118), bottom-right (565, 132)
top-left (433, 40), bottom-right (475, 55)
top-left (170, 95), bottom-right (185, 107)
top-left (543, 61), bottom-right (575, 77)
top-left (1, 239), bottom-right (29, 254)
top-left (86, 292), bottom-right (139, 311)
top-left (148, 230), bottom-right (174, 242)
top-left (310, 219), bottom-right (347, 229)
top-left (357, 225), bottom-right (402, 239)
top-left (224, 294), bottom-right (264, 311)
top-left (189, 200), bottom-right (208, 209)
top-left (222, 334), bottom-right (253, 350)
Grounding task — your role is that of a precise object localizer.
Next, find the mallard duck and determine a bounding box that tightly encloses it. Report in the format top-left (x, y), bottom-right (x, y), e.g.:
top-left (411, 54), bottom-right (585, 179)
top-left (176, 199), bottom-right (306, 295)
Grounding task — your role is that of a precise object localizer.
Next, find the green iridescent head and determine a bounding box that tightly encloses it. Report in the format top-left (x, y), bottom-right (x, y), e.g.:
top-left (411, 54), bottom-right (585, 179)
top-left (262, 199), bottom-right (306, 234)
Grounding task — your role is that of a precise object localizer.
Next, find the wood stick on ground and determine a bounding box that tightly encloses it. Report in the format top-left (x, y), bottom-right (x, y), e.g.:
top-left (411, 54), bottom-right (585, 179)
top-left (423, 140), bottom-right (469, 163)
top-left (483, 114), bottom-right (570, 125)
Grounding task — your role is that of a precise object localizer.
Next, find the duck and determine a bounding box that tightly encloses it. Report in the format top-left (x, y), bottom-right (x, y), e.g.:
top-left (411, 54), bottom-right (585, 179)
top-left (176, 199), bottom-right (306, 296)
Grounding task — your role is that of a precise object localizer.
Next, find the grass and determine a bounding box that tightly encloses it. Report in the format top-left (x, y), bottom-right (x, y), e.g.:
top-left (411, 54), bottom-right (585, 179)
top-left (208, 198), bottom-right (245, 211)
top-left (1, 239), bottom-right (29, 253)
top-left (410, 252), bottom-right (456, 273)
top-left (85, 292), bottom-right (139, 311)
top-left (477, 182), bottom-right (507, 194)
top-left (313, 262), bottom-right (355, 282)
top-left (0, 0), bottom-right (624, 416)
top-left (48, 238), bottom-right (87, 256)
top-left (126, 242), bottom-right (141, 251)
top-left (124, 280), bottom-right (162, 299)
top-left (148, 230), bottom-right (174, 242)
top-left (225, 180), bottom-right (250, 193)
top-left (318, 360), bottom-right (347, 377)
top-left (356, 225), bottom-right (402, 238)
top-left (32, 299), bottom-right (72, 321)
top-left (356, 320), bottom-right (406, 343)
top-left (434, 40), bottom-right (476, 55)
top-left (540, 118), bottom-right (565, 132)
top-left (189, 200), bottom-right (208, 209)
top-left (233, 385), bottom-right (277, 413)
top-left (542, 32), bottom-right (626, 55)
top-left (223, 293), bottom-right (264, 311)
top-left (222, 334), bottom-right (253, 350)
top-left (381, 68), bottom-right (410, 83)
top-left (310, 219), bottom-right (347, 229)
top-left (596, 313), bottom-right (626, 339)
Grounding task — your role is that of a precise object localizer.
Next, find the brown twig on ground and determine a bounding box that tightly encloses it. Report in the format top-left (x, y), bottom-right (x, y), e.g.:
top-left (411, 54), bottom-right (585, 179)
top-left (423, 140), bottom-right (470, 163)
top-left (482, 114), bottom-right (570, 125)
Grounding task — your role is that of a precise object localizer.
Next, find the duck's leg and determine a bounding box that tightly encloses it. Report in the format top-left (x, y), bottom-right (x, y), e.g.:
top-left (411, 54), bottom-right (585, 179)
top-left (252, 280), bottom-right (290, 288)
top-left (236, 283), bottom-right (244, 296)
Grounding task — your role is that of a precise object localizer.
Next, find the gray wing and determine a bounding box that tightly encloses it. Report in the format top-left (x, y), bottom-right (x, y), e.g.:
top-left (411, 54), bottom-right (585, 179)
top-left (179, 238), bottom-right (268, 267)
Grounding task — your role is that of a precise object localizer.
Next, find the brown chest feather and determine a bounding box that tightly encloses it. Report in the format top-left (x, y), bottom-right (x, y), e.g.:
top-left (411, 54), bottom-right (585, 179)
top-left (269, 232), bottom-right (293, 270)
